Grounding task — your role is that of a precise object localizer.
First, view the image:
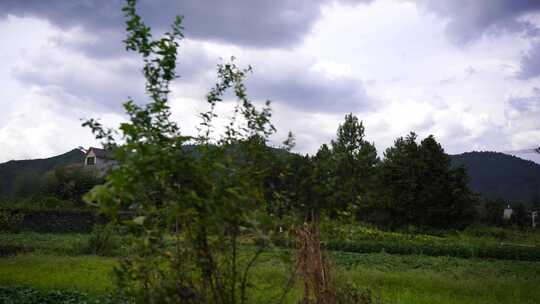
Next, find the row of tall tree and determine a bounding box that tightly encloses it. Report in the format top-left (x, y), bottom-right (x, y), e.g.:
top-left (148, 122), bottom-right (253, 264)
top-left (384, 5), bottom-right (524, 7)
top-left (3, 113), bottom-right (487, 229)
top-left (265, 113), bottom-right (477, 230)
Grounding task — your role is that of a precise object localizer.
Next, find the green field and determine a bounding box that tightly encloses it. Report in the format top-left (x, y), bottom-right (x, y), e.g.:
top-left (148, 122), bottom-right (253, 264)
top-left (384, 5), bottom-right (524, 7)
top-left (1, 231), bottom-right (540, 304)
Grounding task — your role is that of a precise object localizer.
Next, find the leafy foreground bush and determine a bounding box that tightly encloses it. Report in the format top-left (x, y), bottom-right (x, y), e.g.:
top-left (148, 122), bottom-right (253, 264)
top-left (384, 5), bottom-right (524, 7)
top-left (0, 286), bottom-right (123, 304)
top-left (81, 0), bottom-right (296, 302)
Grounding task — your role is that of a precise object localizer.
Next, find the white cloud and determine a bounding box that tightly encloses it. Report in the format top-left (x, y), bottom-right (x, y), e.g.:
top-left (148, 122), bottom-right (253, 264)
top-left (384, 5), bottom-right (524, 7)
top-left (0, 86), bottom-right (124, 161)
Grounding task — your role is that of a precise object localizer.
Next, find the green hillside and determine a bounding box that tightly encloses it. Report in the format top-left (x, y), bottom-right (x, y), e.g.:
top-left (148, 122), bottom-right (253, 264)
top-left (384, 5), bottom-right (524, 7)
top-left (450, 151), bottom-right (540, 203)
top-left (0, 149), bottom-right (85, 198)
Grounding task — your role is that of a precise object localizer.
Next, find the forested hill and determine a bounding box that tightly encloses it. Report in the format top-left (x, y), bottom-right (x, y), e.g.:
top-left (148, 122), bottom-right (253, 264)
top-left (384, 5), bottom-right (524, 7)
top-left (0, 149), bottom-right (84, 198)
top-left (450, 151), bottom-right (540, 203)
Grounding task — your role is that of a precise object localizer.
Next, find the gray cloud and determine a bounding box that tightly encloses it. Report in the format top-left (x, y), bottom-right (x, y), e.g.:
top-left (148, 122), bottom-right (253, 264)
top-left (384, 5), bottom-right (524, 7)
top-left (417, 0), bottom-right (540, 45)
top-left (505, 90), bottom-right (540, 152)
top-left (247, 68), bottom-right (373, 113)
top-left (508, 88), bottom-right (540, 113)
top-left (518, 42), bottom-right (540, 79)
top-left (0, 0), bottom-right (372, 57)
top-left (465, 66), bottom-right (476, 76)
top-left (9, 12), bottom-right (373, 117)
top-left (11, 42), bottom-right (220, 112)
top-left (414, 115), bottom-right (436, 131)
top-left (1, 0), bottom-right (376, 116)
top-left (11, 58), bottom-right (145, 112)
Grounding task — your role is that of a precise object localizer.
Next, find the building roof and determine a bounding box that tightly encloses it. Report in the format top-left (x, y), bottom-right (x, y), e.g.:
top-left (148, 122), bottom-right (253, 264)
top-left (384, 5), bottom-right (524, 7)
top-left (87, 147), bottom-right (108, 158)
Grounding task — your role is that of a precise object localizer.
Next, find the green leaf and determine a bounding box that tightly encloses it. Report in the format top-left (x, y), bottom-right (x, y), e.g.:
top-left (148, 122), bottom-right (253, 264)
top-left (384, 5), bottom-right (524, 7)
top-left (132, 216), bottom-right (146, 225)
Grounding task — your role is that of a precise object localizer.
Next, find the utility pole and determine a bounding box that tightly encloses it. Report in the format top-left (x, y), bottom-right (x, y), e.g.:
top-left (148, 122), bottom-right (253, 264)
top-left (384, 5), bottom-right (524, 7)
top-left (533, 211), bottom-right (538, 229)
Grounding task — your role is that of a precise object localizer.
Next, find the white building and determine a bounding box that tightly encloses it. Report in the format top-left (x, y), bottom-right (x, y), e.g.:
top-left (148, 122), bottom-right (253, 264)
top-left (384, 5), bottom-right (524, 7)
top-left (503, 204), bottom-right (513, 220)
top-left (84, 147), bottom-right (114, 175)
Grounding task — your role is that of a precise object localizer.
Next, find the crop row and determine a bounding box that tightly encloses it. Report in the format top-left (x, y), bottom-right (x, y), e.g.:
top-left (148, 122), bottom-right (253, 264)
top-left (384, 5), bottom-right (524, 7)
top-left (325, 239), bottom-right (540, 261)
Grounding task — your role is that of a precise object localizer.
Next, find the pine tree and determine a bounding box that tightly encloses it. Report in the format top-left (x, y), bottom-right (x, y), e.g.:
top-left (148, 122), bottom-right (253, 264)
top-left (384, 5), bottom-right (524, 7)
top-left (329, 113), bottom-right (378, 217)
top-left (377, 133), bottom-right (476, 229)
top-left (311, 144), bottom-right (334, 217)
top-left (377, 132), bottom-right (420, 228)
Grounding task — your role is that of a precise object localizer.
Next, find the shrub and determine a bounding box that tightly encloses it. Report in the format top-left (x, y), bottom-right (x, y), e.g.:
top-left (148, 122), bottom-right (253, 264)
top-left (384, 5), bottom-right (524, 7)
top-left (39, 196), bottom-right (75, 210)
top-left (0, 244), bottom-right (29, 257)
top-left (0, 197), bottom-right (86, 212)
top-left (0, 208), bottom-right (104, 233)
top-left (333, 281), bottom-right (380, 304)
top-left (0, 211), bottom-right (24, 233)
top-left (0, 286), bottom-right (124, 304)
top-left (81, 1), bottom-right (290, 302)
top-left (86, 224), bottom-right (123, 256)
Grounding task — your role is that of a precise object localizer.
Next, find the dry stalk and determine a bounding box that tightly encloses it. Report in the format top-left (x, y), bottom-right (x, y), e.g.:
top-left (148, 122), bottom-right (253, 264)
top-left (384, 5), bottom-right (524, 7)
top-left (294, 221), bottom-right (336, 304)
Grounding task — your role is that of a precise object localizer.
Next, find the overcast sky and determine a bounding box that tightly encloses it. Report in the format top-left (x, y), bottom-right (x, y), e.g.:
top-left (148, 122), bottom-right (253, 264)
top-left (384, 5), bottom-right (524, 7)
top-left (1, 0), bottom-right (540, 162)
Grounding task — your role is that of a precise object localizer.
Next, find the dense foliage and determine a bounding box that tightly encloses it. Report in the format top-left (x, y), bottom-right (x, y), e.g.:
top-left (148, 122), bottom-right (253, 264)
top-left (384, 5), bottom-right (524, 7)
top-left (329, 114), bottom-right (378, 217)
top-left (267, 114), bottom-right (379, 222)
top-left (0, 151), bottom-right (103, 209)
top-left (373, 133), bottom-right (477, 229)
top-left (0, 149), bottom-right (84, 199)
top-left (4, 148), bottom-right (539, 225)
top-left (0, 208), bottom-right (103, 233)
top-left (42, 164), bottom-right (104, 206)
top-left (270, 125), bottom-right (477, 230)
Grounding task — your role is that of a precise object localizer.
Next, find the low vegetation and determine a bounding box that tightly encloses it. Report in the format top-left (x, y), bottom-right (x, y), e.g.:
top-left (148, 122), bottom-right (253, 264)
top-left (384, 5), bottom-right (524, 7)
top-left (1, 227), bottom-right (540, 303)
top-left (1, 244), bottom-right (539, 303)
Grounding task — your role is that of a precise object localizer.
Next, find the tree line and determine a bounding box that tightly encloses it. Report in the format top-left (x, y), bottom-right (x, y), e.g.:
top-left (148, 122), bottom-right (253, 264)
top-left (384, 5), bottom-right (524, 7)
top-left (5, 112), bottom-right (535, 230)
top-left (256, 113), bottom-right (477, 230)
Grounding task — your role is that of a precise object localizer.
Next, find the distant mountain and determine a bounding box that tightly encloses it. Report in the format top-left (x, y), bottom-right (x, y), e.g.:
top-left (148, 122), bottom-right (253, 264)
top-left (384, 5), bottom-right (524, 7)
top-left (0, 149), bottom-right (85, 198)
top-left (450, 151), bottom-right (540, 204)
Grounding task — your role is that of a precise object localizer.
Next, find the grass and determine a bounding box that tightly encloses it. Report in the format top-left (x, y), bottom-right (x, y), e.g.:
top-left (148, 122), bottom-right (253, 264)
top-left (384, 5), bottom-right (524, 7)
top-left (335, 252), bottom-right (540, 304)
top-left (0, 254), bottom-right (115, 295)
top-left (349, 269), bottom-right (539, 304)
top-left (0, 232), bottom-right (90, 255)
top-left (1, 228), bottom-right (540, 303)
top-left (459, 225), bottom-right (540, 246)
top-left (1, 250), bottom-right (539, 303)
